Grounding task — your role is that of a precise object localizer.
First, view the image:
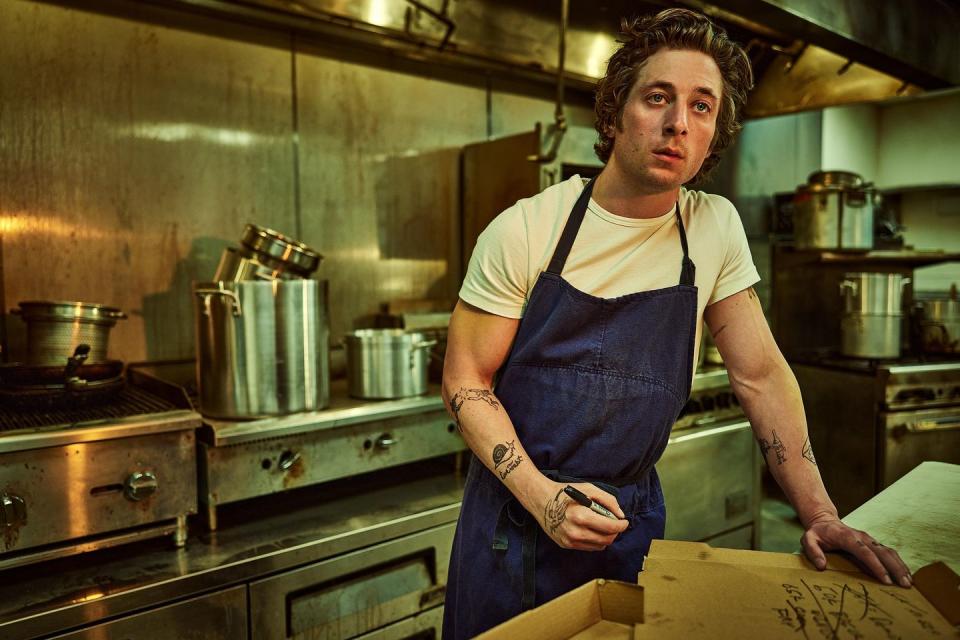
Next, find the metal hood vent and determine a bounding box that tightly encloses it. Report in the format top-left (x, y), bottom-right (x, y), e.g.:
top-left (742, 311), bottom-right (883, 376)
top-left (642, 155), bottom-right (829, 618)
top-left (140, 0), bottom-right (957, 117)
top-left (688, 0), bottom-right (959, 117)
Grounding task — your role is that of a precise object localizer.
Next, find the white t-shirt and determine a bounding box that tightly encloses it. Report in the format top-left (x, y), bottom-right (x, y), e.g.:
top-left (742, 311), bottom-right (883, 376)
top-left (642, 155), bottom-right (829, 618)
top-left (459, 175), bottom-right (761, 368)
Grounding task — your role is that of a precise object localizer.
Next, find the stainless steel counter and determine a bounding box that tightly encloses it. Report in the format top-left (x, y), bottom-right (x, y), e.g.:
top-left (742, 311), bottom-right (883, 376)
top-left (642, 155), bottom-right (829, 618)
top-left (201, 380), bottom-right (445, 446)
top-left (0, 467), bottom-right (465, 640)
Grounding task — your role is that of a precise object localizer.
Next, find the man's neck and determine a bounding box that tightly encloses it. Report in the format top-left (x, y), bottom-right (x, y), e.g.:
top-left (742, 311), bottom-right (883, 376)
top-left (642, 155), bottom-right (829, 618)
top-left (591, 165), bottom-right (680, 219)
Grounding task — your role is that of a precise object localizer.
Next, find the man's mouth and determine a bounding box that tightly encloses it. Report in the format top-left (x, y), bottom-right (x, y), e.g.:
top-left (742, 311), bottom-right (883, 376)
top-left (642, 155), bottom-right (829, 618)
top-left (654, 147), bottom-right (684, 159)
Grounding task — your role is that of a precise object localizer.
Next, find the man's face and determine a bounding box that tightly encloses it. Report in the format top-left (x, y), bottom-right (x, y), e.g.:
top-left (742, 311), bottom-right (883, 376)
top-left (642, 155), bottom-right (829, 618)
top-left (607, 48), bottom-right (722, 192)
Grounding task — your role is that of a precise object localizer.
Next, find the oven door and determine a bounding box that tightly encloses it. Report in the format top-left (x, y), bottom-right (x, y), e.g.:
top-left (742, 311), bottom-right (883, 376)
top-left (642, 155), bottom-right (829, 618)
top-left (880, 406), bottom-right (960, 489)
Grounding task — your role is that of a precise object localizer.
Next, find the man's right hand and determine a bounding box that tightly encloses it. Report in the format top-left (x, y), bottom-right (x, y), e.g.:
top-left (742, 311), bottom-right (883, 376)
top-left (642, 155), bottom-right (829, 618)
top-left (538, 482), bottom-right (629, 551)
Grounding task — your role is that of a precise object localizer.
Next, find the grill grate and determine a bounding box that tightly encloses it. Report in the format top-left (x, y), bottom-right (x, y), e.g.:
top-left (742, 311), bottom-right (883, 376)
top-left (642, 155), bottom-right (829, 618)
top-left (0, 385), bottom-right (178, 432)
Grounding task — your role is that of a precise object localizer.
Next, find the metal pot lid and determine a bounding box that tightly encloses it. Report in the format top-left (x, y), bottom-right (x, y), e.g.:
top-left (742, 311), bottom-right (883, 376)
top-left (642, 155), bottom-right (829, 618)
top-left (240, 224), bottom-right (322, 275)
top-left (797, 170), bottom-right (872, 194)
top-left (14, 300), bottom-right (126, 323)
top-left (345, 329), bottom-right (428, 344)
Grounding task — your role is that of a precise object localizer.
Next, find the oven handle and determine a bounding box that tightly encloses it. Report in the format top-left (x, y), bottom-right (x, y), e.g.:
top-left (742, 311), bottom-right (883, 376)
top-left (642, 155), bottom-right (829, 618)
top-left (893, 417), bottom-right (960, 435)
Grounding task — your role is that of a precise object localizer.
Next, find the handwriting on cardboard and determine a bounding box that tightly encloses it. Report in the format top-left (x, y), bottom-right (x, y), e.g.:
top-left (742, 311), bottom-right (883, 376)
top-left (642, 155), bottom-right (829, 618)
top-left (773, 578), bottom-right (945, 639)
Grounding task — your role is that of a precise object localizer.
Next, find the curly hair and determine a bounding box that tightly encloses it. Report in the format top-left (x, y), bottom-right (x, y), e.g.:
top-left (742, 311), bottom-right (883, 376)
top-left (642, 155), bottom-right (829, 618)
top-left (594, 9), bottom-right (754, 184)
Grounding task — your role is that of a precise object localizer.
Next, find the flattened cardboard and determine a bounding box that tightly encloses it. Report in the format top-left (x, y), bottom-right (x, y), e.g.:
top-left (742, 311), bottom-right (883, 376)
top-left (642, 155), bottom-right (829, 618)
top-left (475, 579), bottom-right (643, 640)
top-left (636, 540), bottom-right (960, 639)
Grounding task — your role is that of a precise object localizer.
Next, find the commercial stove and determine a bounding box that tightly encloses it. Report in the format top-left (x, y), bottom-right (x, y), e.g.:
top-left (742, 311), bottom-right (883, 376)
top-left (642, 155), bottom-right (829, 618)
top-left (793, 354), bottom-right (960, 516)
top-left (0, 365), bottom-right (200, 570)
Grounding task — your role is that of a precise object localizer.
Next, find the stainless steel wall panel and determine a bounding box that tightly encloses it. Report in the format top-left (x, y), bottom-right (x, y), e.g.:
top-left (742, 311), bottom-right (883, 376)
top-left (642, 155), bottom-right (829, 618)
top-left (0, 0), bottom-right (296, 362)
top-left (295, 47), bottom-right (487, 340)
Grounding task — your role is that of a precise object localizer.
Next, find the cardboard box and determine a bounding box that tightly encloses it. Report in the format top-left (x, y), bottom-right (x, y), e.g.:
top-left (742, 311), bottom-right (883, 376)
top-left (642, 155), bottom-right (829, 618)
top-left (475, 579), bottom-right (644, 640)
top-left (477, 540), bottom-right (960, 639)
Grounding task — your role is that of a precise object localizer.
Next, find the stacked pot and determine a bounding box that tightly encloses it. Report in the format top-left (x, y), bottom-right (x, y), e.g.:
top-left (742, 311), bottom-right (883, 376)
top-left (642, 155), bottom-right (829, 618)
top-left (839, 272), bottom-right (909, 358)
top-left (195, 225), bottom-right (329, 419)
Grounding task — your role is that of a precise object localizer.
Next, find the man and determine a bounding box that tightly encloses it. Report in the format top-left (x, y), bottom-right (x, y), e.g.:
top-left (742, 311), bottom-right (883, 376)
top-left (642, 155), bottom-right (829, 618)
top-left (441, 9), bottom-right (910, 639)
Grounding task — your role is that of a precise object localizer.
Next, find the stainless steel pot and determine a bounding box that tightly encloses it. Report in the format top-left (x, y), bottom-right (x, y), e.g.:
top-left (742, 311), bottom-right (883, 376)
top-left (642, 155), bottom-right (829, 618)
top-left (240, 224), bottom-right (322, 277)
top-left (12, 300), bottom-right (126, 365)
top-left (839, 273), bottom-right (908, 358)
top-left (917, 297), bottom-right (960, 354)
top-left (793, 170), bottom-right (875, 250)
top-left (344, 330), bottom-right (436, 399)
top-left (213, 247), bottom-right (301, 282)
top-left (194, 280), bottom-right (330, 418)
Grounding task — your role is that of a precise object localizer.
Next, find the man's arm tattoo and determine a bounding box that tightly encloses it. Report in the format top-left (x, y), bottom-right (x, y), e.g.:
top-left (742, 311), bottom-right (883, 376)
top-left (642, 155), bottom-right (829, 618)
top-left (544, 489), bottom-right (567, 535)
top-left (492, 440), bottom-right (523, 480)
top-left (757, 429), bottom-right (788, 465)
top-left (449, 387), bottom-right (500, 432)
top-left (802, 436), bottom-right (817, 465)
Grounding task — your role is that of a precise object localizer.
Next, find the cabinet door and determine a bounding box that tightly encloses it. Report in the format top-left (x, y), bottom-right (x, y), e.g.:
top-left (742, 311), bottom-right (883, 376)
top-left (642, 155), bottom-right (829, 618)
top-left (250, 523), bottom-right (455, 640)
top-left (660, 419), bottom-right (759, 543)
top-left (49, 585), bottom-right (247, 639)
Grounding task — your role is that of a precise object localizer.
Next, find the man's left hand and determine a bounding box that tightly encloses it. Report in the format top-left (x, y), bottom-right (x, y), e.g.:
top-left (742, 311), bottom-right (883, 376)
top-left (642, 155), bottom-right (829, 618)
top-left (801, 517), bottom-right (912, 588)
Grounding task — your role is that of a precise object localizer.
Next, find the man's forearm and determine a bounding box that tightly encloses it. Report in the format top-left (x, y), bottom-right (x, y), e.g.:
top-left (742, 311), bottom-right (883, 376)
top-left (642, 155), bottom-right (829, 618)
top-left (732, 357), bottom-right (839, 527)
top-left (443, 378), bottom-right (552, 516)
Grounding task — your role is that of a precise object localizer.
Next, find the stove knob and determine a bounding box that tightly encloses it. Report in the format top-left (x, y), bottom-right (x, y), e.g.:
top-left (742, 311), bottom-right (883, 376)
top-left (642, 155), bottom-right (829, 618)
top-left (124, 471), bottom-right (158, 501)
top-left (0, 494), bottom-right (27, 527)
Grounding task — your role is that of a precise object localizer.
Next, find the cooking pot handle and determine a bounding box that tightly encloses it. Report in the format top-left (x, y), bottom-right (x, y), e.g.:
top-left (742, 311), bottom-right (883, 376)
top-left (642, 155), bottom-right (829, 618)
top-left (412, 339), bottom-right (438, 351)
top-left (106, 310), bottom-right (128, 320)
top-left (838, 280), bottom-right (858, 296)
top-left (194, 287), bottom-right (242, 317)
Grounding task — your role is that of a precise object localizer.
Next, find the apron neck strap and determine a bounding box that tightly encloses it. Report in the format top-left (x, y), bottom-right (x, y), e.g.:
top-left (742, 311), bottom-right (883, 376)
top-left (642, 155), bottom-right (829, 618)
top-left (546, 178), bottom-right (595, 275)
top-left (546, 178), bottom-right (696, 287)
top-left (675, 201), bottom-right (696, 287)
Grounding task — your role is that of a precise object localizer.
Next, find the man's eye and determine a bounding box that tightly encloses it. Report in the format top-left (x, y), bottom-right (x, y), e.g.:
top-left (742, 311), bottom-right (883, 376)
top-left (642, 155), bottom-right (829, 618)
top-left (694, 102), bottom-right (712, 113)
top-left (649, 94), bottom-right (666, 104)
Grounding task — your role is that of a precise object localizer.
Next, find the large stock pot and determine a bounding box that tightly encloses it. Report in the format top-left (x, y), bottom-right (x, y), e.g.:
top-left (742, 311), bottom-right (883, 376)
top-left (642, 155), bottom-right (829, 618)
top-left (194, 280), bottom-right (329, 419)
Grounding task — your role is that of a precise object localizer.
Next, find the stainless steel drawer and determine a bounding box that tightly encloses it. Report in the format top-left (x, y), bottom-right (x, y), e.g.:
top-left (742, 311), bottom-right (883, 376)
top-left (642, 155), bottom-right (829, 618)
top-left (659, 419), bottom-right (759, 542)
top-left (48, 585), bottom-right (248, 639)
top-left (0, 430), bottom-right (197, 554)
top-left (202, 409), bottom-right (464, 506)
top-left (250, 522), bottom-right (455, 640)
top-left (353, 606), bottom-right (443, 640)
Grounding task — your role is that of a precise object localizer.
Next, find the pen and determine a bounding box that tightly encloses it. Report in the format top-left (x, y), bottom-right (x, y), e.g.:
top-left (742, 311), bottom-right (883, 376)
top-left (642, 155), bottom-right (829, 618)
top-left (563, 485), bottom-right (620, 520)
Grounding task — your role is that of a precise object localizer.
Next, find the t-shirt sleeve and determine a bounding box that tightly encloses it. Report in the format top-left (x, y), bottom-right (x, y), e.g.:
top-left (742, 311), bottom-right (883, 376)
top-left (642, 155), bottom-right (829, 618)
top-left (708, 197), bottom-right (761, 305)
top-left (458, 203), bottom-right (529, 318)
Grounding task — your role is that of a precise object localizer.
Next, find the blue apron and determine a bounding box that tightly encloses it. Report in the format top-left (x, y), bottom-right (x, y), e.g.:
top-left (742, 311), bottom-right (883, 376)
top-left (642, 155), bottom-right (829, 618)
top-left (443, 179), bottom-right (698, 639)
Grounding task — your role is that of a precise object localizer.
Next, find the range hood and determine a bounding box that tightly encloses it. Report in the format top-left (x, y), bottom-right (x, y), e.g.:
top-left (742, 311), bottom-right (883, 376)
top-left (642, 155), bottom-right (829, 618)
top-left (145, 0), bottom-right (957, 117)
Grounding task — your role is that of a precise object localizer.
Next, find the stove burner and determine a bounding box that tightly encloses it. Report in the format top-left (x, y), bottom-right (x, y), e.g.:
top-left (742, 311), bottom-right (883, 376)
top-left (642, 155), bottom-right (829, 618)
top-left (0, 384), bottom-right (178, 431)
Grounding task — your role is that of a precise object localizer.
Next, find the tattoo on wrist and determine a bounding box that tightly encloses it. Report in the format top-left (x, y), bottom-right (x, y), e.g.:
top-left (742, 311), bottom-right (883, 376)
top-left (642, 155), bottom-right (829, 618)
top-left (802, 436), bottom-right (817, 466)
top-left (492, 440), bottom-right (523, 480)
top-left (544, 489), bottom-right (567, 535)
top-left (757, 429), bottom-right (787, 465)
top-left (449, 387), bottom-right (500, 432)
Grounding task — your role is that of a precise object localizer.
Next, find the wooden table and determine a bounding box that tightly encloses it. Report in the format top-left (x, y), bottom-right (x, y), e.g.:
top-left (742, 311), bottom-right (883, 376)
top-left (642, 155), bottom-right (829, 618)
top-left (844, 461), bottom-right (960, 574)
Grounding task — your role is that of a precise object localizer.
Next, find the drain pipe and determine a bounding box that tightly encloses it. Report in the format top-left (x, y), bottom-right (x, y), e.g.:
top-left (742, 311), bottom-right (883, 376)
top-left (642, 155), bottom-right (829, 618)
top-left (529, 0), bottom-right (569, 163)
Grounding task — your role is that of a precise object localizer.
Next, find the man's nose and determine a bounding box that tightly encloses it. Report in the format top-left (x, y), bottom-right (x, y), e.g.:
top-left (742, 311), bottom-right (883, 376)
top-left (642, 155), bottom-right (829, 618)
top-left (663, 105), bottom-right (688, 136)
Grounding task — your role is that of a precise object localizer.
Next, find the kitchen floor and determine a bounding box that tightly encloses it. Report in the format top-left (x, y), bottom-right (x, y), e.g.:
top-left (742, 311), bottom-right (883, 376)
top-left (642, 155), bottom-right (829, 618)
top-left (758, 472), bottom-right (805, 553)
top-left (759, 496), bottom-right (804, 553)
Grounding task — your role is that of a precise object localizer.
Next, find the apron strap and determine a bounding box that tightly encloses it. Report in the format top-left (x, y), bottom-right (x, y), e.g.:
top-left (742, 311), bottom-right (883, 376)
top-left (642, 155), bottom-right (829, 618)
top-left (546, 178), bottom-right (596, 275)
top-left (547, 179), bottom-right (696, 287)
top-left (675, 201), bottom-right (697, 287)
